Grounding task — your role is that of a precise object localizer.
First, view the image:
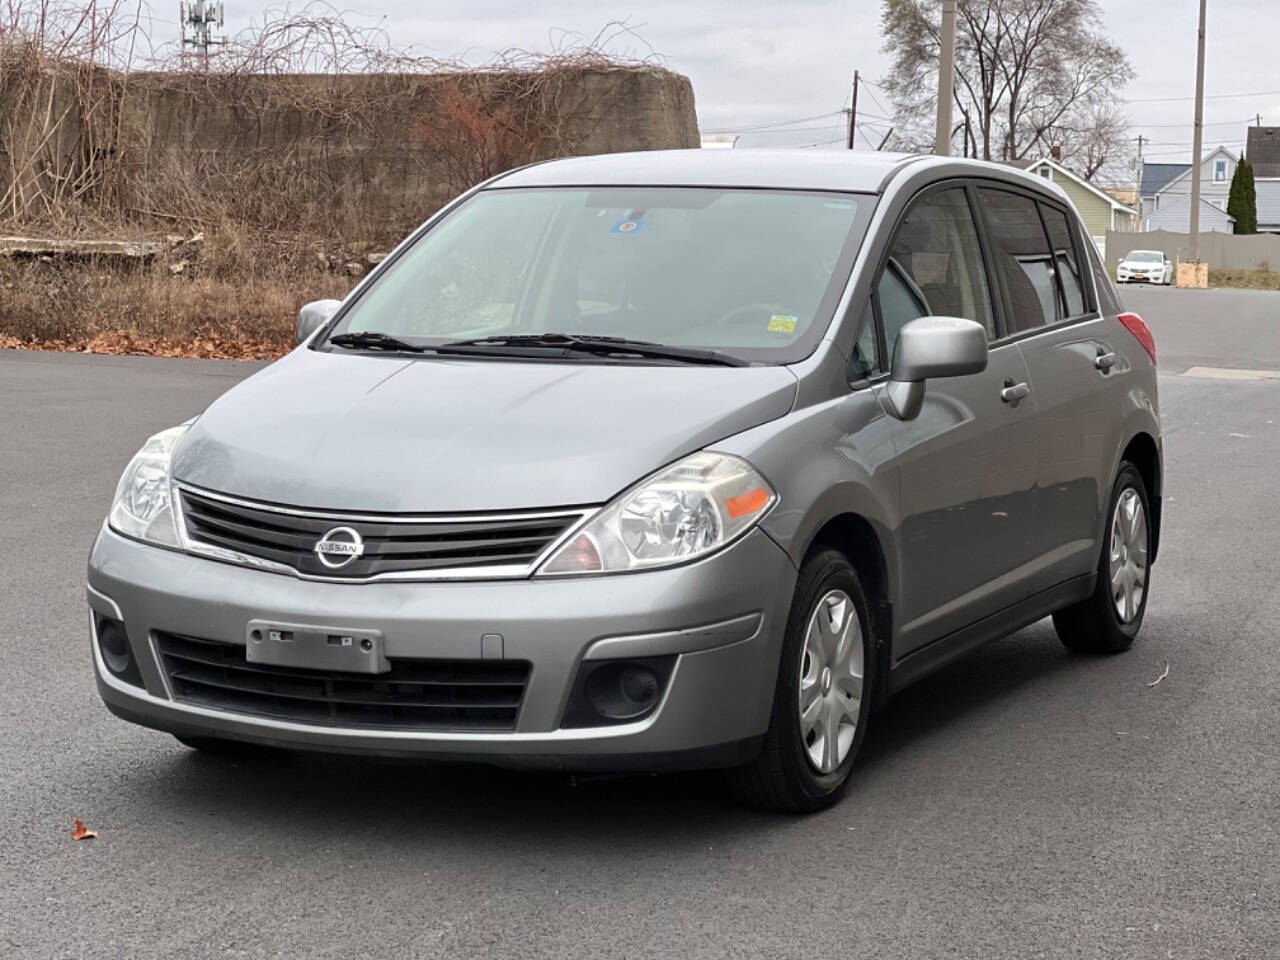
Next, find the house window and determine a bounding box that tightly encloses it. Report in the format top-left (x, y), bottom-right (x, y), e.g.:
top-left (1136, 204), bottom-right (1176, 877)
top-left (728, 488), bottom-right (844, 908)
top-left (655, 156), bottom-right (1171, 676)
top-left (1038, 167), bottom-right (1051, 179)
top-left (1214, 159), bottom-right (1227, 182)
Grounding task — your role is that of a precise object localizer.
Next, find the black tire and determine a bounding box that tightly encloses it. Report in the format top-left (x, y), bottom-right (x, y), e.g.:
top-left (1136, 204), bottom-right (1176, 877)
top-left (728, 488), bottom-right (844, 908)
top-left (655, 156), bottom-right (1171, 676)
top-left (726, 549), bottom-right (874, 813)
top-left (174, 734), bottom-right (265, 756)
top-left (1053, 463), bottom-right (1152, 654)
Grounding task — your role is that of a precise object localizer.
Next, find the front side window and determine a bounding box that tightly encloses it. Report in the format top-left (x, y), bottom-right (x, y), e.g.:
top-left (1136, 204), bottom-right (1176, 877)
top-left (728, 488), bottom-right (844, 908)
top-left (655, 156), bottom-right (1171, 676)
top-left (877, 187), bottom-right (996, 363)
top-left (978, 189), bottom-right (1058, 332)
top-left (1214, 159), bottom-right (1227, 182)
top-left (325, 187), bottom-right (870, 364)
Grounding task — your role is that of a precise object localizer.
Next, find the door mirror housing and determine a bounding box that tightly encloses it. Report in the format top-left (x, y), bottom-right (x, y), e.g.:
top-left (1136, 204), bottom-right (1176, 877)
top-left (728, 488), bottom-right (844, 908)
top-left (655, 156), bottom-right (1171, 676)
top-left (885, 316), bottom-right (989, 421)
top-left (296, 299), bottom-right (342, 345)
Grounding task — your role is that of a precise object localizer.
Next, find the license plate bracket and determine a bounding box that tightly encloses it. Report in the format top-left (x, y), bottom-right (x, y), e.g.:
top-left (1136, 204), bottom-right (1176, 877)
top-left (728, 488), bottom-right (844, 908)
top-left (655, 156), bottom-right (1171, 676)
top-left (246, 620), bottom-right (389, 674)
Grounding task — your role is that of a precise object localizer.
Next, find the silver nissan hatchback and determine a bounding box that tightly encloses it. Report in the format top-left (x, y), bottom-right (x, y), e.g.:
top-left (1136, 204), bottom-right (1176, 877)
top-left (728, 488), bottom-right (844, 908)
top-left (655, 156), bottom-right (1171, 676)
top-left (89, 150), bottom-right (1162, 812)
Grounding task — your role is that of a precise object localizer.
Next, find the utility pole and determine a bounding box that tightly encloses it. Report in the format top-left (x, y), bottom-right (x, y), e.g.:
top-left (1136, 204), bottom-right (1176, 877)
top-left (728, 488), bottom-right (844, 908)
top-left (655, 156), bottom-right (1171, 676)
top-left (1188, 0), bottom-right (1207, 265)
top-left (934, 0), bottom-right (958, 155)
top-left (847, 71), bottom-right (860, 150)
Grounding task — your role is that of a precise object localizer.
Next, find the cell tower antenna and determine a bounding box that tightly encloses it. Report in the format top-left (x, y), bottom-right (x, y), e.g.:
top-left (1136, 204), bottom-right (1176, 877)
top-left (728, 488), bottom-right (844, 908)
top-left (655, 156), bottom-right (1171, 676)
top-left (181, 1), bottom-right (226, 56)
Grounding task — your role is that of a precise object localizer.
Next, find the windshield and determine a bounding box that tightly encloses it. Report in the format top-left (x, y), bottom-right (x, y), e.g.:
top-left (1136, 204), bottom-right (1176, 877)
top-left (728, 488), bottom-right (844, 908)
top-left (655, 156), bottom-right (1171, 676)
top-left (1127, 251), bottom-right (1163, 263)
top-left (323, 187), bottom-right (871, 363)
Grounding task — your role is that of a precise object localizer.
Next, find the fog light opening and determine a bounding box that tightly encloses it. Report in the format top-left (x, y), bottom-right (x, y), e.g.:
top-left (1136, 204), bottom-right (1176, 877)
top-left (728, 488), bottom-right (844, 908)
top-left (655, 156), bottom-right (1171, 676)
top-left (96, 617), bottom-right (144, 687)
top-left (562, 656), bottom-right (676, 729)
top-left (585, 661), bottom-right (662, 721)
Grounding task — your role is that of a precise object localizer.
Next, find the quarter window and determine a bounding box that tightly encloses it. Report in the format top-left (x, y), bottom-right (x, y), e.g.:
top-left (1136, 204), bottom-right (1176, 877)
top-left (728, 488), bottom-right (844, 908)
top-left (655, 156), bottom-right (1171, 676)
top-left (1040, 204), bottom-right (1087, 318)
top-left (977, 189), bottom-right (1058, 332)
top-left (877, 187), bottom-right (997, 363)
top-left (850, 301), bottom-right (880, 379)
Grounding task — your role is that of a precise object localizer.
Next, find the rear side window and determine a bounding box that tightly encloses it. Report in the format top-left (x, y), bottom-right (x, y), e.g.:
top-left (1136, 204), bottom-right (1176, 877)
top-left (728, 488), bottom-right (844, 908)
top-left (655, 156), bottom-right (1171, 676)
top-left (877, 187), bottom-right (997, 362)
top-left (978, 189), bottom-right (1058, 332)
top-left (1040, 204), bottom-right (1087, 318)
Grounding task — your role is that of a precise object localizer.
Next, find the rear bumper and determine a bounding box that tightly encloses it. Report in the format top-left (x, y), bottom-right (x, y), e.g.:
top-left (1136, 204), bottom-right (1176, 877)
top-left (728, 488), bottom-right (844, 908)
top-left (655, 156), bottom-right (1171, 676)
top-left (88, 524), bottom-right (797, 770)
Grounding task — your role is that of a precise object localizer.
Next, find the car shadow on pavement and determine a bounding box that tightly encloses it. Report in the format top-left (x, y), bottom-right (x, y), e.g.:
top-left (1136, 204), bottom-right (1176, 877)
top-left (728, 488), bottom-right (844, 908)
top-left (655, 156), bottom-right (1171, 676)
top-left (116, 619), bottom-right (1097, 844)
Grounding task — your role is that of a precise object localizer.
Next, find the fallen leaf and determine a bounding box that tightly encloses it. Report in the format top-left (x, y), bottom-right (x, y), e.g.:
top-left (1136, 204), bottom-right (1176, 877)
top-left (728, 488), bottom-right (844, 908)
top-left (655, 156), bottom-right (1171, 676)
top-left (1147, 662), bottom-right (1170, 688)
top-left (71, 819), bottom-right (98, 840)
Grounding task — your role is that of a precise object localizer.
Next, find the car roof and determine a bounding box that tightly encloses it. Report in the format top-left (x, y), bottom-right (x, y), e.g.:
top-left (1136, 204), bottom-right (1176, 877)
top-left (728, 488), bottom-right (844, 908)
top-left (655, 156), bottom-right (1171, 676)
top-left (490, 149), bottom-right (1073, 201)
top-left (492, 149), bottom-right (923, 193)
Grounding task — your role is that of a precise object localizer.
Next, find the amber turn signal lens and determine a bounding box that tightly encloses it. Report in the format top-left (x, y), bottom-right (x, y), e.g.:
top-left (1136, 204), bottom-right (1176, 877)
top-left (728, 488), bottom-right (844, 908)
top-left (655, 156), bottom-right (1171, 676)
top-left (725, 487), bottom-right (769, 519)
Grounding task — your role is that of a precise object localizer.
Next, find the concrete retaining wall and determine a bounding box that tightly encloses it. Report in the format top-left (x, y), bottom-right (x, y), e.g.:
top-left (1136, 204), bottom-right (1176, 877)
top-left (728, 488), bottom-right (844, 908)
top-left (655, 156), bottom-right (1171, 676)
top-left (3, 65), bottom-right (699, 227)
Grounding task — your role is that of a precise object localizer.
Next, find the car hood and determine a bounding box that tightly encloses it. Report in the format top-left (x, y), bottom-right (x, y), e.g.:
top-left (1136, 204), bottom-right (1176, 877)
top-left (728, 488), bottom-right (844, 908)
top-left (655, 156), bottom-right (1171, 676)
top-left (172, 349), bottom-right (799, 512)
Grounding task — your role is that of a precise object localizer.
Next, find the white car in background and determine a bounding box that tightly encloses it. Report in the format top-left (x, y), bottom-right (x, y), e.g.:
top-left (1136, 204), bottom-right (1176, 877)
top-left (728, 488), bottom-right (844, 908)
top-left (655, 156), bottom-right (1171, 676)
top-left (1117, 250), bottom-right (1173, 285)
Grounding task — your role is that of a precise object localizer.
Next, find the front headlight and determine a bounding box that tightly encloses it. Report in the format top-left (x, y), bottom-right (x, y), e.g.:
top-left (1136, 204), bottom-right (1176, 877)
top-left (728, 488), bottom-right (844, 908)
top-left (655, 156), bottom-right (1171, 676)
top-left (538, 452), bottom-right (776, 576)
top-left (108, 424), bottom-right (190, 547)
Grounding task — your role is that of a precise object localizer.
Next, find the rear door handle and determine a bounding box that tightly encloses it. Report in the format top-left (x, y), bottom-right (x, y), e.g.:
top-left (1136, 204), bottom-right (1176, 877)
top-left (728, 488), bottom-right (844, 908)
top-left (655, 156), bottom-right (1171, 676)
top-left (1095, 351), bottom-right (1117, 371)
top-left (1001, 380), bottom-right (1030, 405)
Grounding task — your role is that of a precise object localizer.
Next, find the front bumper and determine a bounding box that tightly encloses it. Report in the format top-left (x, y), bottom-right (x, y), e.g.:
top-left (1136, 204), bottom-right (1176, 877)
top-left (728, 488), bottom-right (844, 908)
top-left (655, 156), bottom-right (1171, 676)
top-left (88, 524), bottom-right (796, 770)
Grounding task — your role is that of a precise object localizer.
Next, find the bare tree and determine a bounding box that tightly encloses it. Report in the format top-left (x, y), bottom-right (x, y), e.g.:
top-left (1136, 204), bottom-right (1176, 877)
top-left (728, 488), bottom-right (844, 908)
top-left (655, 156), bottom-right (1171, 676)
top-left (1041, 106), bottom-right (1131, 182)
top-left (881, 0), bottom-right (1134, 177)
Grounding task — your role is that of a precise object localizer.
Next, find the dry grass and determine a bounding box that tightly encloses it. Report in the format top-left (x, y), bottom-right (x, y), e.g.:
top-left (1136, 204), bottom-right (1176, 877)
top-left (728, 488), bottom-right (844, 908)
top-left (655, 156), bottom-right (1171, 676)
top-left (0, 223), bottom-right (354, 358)
top-left (1209, 267), bottom-right (1280, 291)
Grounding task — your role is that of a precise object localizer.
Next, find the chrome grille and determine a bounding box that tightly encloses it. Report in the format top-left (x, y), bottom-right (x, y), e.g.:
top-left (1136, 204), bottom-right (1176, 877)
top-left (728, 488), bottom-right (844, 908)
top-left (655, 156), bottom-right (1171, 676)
top-left (157, 633), bottom-right (530, 731)
top-left (177, 487), bottom-right (586, 580)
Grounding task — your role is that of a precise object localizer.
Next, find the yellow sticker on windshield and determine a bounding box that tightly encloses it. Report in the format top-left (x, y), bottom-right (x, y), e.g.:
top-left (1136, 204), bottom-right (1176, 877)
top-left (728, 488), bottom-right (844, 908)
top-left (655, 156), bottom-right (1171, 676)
top-left (767, 314), bottom-right (798, 334)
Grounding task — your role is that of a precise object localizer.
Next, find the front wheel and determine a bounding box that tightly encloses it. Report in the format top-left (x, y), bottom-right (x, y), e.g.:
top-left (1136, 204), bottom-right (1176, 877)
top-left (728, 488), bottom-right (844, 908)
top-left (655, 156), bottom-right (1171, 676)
top-left (726, 549), bottom-right (873, 813)
top-left (1053, 463), bottom-right (1152, 653)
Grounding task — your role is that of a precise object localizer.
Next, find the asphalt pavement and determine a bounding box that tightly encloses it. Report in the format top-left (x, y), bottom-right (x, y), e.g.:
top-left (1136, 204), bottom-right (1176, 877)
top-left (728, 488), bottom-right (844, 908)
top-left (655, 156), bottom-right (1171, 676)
top-left (1, 286), bottom-right (1278, 959)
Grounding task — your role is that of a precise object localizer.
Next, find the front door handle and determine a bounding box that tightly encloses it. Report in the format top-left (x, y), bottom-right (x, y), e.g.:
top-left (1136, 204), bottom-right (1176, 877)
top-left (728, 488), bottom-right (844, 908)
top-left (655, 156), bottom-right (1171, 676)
top-left (1001, 379), bottom-right (1031, 405)
top-left (1095, 351), bottom-right (1117, 371)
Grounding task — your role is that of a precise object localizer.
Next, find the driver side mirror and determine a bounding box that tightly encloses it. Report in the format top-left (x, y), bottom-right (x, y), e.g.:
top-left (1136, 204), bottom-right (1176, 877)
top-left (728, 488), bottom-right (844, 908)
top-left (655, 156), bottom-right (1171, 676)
top-left (296, 299), bottom-right (342, 345)
top-left (884, 316), bottom-right (989, 421)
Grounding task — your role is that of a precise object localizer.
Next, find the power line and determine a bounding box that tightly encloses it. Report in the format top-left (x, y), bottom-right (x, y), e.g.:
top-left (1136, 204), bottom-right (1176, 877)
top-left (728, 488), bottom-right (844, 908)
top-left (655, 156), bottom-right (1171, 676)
top-left (735, 125), bottom-right (880, 136)
top-left (1125, 87), bottom-right (1280, 104)
top-left (861, 84), bottom-right (891, 119)
top-left (701, 111), bottom-right (844, 135)
top-left (1134, 117), bottom-right (1256, 129)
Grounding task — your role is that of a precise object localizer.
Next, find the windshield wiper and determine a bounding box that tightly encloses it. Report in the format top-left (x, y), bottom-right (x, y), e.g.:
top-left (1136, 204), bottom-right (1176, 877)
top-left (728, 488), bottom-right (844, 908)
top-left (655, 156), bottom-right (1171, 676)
top-left (328, 331), bottom-right (427, 353)
top-left (438, 333), bottom-right (749, 367)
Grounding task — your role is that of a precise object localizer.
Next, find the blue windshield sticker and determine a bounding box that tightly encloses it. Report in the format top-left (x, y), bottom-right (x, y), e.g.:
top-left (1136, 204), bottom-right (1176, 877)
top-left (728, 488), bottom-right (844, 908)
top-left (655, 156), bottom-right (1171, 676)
top-left (611, 218), bottom-right (644, 235)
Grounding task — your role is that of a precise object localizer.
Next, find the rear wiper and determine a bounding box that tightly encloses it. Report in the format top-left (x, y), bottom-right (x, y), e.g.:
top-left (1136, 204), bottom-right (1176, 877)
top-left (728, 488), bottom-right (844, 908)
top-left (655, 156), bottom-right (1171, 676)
top-left (438, 333), bottom-right (749, 367)
top-left (328, 331), bottom-right (427, 353)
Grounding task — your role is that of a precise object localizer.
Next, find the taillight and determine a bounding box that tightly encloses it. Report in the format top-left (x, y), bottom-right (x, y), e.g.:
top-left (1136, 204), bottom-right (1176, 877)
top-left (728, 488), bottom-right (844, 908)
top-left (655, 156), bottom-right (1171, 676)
top-left (1117, 312), bottom-right (1156, 364)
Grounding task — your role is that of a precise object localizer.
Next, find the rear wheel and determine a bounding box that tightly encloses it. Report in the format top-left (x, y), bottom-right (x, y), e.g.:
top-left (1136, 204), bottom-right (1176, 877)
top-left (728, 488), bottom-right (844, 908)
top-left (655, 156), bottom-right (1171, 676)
top-left (1053, 463), bottom-right (1151, 653)
top-left (727, 549), bottom-right (873, 813)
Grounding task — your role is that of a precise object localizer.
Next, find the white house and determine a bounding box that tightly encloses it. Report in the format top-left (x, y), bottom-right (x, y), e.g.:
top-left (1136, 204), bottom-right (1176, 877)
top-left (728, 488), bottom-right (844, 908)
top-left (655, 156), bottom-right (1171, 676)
top-left (1140, 146), bottom-right (1239, 221)
top-left (1143, 194), bottom-right (1236, 234)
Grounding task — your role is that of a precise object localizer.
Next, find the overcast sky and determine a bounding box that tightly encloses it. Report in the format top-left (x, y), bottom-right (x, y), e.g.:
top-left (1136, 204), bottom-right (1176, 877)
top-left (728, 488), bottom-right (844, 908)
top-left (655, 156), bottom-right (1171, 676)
top-left (173, 1), bottom-right (1280, 182)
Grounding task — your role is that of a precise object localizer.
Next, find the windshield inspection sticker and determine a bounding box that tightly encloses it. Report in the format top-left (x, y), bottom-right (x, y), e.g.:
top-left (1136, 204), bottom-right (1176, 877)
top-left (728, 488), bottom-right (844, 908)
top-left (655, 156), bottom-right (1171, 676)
top-left (611, 218), bottom-right (644, 235)
top-left (767, 314), bottom-right (799, 334)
